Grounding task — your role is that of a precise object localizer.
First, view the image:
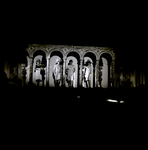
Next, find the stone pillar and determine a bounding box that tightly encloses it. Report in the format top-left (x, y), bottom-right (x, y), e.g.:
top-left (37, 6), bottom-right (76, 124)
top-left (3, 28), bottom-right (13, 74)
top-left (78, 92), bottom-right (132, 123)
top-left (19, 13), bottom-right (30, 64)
top-left (40, 66), bottom-right (45, 87)
top-left (46, 57), bottom-right (50, 87)
top-left (79, 59), bottom-right (83, 87)
top-left (95, 60), bottom-right (99, 87)
top-left (98, 66), bottom-right (103, 88)
top-left (28, 57), bottom-right (33, 86)
top-left (63, 58), bottom-right (67, 87)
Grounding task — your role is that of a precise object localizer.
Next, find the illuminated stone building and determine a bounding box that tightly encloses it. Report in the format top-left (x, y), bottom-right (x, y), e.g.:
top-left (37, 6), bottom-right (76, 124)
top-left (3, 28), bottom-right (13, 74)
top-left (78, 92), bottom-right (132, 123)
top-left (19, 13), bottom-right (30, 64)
top-left (3, 44), bottom-right (116, 88)
top-left (3, 44), bottom-right (147, 89)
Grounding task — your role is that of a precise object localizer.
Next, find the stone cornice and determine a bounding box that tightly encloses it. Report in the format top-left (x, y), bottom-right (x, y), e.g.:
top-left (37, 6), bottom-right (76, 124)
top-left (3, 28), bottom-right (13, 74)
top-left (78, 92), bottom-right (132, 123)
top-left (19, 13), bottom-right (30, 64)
top-left (26, 44), bottom-right (115, 60)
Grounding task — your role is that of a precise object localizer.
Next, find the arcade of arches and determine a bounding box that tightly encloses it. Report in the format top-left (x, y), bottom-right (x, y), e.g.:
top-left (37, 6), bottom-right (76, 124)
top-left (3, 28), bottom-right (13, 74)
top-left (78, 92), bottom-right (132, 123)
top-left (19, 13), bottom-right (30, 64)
top-left (25, 44), bottom-right (116, 88)
top-left (4, 44), bottom-right (117, 88)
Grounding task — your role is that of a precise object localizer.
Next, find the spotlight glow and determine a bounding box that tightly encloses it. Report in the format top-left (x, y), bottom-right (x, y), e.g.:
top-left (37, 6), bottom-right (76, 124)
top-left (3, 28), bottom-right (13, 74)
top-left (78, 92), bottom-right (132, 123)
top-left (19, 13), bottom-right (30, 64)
top-left (106, 99), bottom-right (118, 103)
top-left (106, 99), bottom-right (125, 103)
top-left (119, 100), bottom-right (124, 103)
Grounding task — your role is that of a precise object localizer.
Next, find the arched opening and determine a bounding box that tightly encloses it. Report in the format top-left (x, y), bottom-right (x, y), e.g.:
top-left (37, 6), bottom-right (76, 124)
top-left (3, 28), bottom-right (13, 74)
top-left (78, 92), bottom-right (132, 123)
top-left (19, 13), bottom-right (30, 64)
top-left (66, 51), bottom-right (80, 88)
top-left (100, 53), bottom-right (112, 88)
top-left (49, 51), bottom-right (63, 87)
top-left (33, 50), bottom-right (47, 66)
top-left (83, 52), bottom-right (96, 88)
top-left (33, 50), bottom-right (46, 86)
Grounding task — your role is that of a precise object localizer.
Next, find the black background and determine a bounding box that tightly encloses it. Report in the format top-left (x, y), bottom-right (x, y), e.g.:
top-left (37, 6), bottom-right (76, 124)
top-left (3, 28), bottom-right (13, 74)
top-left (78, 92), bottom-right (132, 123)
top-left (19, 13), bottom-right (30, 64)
top-left (1, 4), bottom-right (147, 143)
top-left (3, 26), bottom-right (146, 71)
top-left (2, 5), bottom-right (147, 73)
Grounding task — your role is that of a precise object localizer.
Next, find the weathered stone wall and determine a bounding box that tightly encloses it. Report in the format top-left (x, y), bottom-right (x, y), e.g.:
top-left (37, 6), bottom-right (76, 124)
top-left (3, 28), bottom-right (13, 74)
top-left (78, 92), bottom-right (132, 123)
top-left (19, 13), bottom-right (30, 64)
top-left (24, 44), bottom-right (116, 88)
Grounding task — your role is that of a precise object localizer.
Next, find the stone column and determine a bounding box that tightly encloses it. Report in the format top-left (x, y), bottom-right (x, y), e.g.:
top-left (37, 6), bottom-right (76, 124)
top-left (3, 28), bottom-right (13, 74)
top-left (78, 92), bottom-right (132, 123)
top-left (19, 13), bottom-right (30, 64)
top-left (79, 59), bottom-right (83, 87)
top-left (28, 57), bottom-right (33, 86)
top-left (95, 60), bottom-right (99, 87)
top-left (63, 58), bottom-right (67, 87)
top-left (98, 66), bottom-right (103, 88)
top-left (46, 57), bottom-right (50, 87)
top-left (40, 66), bottom-right (45, 87)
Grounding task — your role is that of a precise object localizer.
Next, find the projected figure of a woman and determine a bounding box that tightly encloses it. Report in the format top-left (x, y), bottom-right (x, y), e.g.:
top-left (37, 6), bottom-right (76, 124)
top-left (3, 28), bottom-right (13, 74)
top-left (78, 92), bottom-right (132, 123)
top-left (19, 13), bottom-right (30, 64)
top-left (52, 58), bottom-right (62, 87)
top-left (83, 59), bottom-right (92, 88)
top-left (65, 60), bottom-right (75, 88)
top-left (34, 58), bottom-right (41, 81)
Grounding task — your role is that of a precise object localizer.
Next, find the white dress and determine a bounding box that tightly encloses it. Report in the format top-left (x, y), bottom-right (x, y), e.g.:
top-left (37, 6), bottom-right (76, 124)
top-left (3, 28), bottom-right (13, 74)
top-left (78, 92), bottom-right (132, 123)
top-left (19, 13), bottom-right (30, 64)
top-left (35, 68), bottom-right (41, 80)
top-left (84, 66), bottom-right (91, 81)
top-left (53, 64), bottom-right (62, 80)
top-left (66, 65), bottom-right (75, 81)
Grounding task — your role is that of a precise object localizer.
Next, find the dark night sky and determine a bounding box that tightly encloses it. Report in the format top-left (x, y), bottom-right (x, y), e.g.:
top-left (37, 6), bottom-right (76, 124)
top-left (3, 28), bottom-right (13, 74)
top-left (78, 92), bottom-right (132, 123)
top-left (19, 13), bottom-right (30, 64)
top-left (2, 0), bottom-right (147, 71)
top-left (4, 32), bottom-right (145, 71)
top-left (3, 15), bottom-right (146, 73)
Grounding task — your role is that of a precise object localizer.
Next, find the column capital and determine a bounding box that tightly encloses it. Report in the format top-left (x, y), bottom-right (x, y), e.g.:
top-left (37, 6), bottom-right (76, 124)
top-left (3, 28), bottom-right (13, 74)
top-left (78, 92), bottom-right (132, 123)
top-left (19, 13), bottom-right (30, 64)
top-left (80, 59), bottom-right (83, 64)
top-left (46, 56), bottom-right (50, 59)
top-left (29, 56), bottom-right (33, 59)
top-left (29, 57), bottom-right (33, 64)
top-left (95, 59), bottom-right (100, 66)
top-left (63, 58), bottom-right (67, 61)
top-left (63, 56), bottom-right (67, 60)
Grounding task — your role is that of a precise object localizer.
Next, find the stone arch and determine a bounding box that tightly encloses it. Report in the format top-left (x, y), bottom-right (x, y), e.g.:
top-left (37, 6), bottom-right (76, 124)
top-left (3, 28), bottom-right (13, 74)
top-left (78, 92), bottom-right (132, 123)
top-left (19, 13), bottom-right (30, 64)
top-left (83, 52), bottom-right (97, 88)
top-left (66, 51), bottom-right (80, 88)
top-left (83, 51), bottom-right (97, 66)
top-left (100, 53), bottom-right (112, 63)
top-left (82, 50), bottom-right (97, 62)
top-left (33, 50), bottom-right (46, 58)
top-left (67, 51), bottom-right (80, 63)
top-left (49, 49), bottom-right (64, 59)
top-left (32, 49), bottom-right (47, 58)
top-left (98, 51), bottom-right (115, 61)
top-left (32, 50), bottom-right (47, 86)
top-left (33, 50), bottom-right (47, 67)
top-left (99, 52), bottom-right (112, 88)
top-left (65, 50), bottom-right (81, 60)
top-left (50, 50), bottom-right (63, 60)
top-left (49, 50), bottom-right (64, 87)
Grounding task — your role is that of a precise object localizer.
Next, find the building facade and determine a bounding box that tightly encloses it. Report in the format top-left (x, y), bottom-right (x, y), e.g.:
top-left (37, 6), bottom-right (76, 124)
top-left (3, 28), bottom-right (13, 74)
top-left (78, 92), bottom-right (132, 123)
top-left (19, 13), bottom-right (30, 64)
top-left (3, 44), bottom-right (147, 88)
top-left (22, 44), bottom-right (116, 88)
top-left (1, 44), bottom-right (122, 88)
